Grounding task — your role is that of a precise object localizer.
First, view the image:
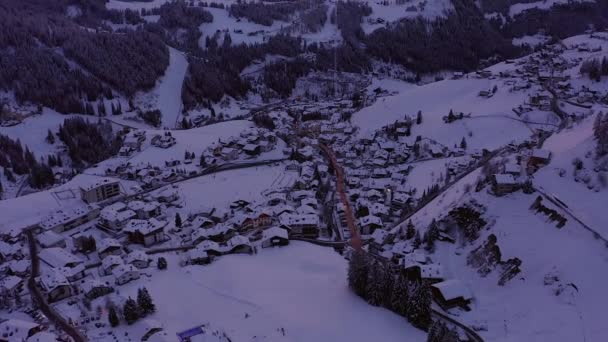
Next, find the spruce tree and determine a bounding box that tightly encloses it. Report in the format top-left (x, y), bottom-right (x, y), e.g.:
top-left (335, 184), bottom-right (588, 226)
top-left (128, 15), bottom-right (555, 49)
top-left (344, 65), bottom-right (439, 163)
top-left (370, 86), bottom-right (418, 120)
top-left (108, 306), bottom-right (120, 327)
top-left (46, 130), bottom-right (55, 144)
top-left (123, 297), bottom-right (140, 325)
top-left (175, 213), bottom-right (182, 228)
top-left (366, 260), bottom-right (385, 306)
top-left (407, 281), bottom-right (432, 329)
top-left (460, 137), bottom-right (467, 149)
top-left (406, 221), bottom-right (416, 240)
top-left (348, 250), bottom-right (369, 298)
top-left (413, 230), bottom-right (422, 249)
top-left (417, 110), bottom-right (422, 124)
top-left (137, 287), bottom-right (156, 315)
top-left (390, 274), bottom-right (409, 316)
top-left (157, 257), bottom-right (168, 270)
top-left (426, 320), bottom-right (447, 342)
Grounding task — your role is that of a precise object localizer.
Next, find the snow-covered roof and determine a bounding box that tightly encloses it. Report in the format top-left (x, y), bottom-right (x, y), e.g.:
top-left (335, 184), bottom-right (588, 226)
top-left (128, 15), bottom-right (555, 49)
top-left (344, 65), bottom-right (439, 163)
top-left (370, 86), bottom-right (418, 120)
top-left (39, 247), bottom-right (82, 268)
top-left (0, 275), bottom-right (22, 290)
top-left (39, 205), bottom-right (97, 230)
top-left (189, 246), bottom-right (209, 260)
top-left (371, 229), bottom-right (388, 244)
top-left (262, 227), bottom-right (288, 241)
top-left (359, 215), bottom-right (382, 227)
top-left (102, 255), bottom-right (124, 270)
top-left (124, 218), bottom-right (166, 235)
top-left (199, 240), bottom-right (223, 253)
top-left (494, 174), bottom-right (518, 185)
top-left (278, 213), bottom-right (319, 227)
top-left (504, 163), bottom-right (521, 174)
top-left (39, 269), bottom-right (69, 291)
top-left (98, 238), bottom-right (122, 253)
top-left (37, 230), bottom-right (64, 247)
top-left (531, 149), bottom-right (552, 160)
top-left (112, 264), bottom-right (138, 278)
top-left (82, 279), bottom-right (112, 294)
top-left (80, 178), bottom-right (120, 192)
top-left (227, 235), bottom-right (251, 248)
top-left (432, 279), bottom-right (473, 301)
top-left (125, 250), bottom-right (149, 264)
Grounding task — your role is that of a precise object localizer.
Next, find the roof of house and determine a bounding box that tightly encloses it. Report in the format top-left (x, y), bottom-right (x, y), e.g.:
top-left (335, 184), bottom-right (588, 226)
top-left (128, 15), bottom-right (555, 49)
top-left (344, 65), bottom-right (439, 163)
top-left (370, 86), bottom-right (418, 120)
top-left (494, 174), bottom-right (518, 185)
top-left (189, 246), bottom-right (209, 260)
top-left (80, 178), bottom-right (120, 192)
top-left (359, 215), bottom-right (382, 227)
top-left (262, 227), bottom-right (289, 241)
top-left (38, 269), bottom-right (69, 291)
top-left (112, 264), bottom-right (139, 278)
top-left (0, 275), bottom-right (23, 290)
top-left (38, 230), bottom-right (65, 247)
top-left (98, 238), bottom-right (122, 253)
top-left (432, 279), bottom-right (473, 301)
top-left (531, 149), bottom-right (552, 160)
top-left (40, 205), bottom-right (98, 230)
top-left (26, 331), bottom-right (59, 342)
top-left (278, 213), bottom-right (319, 227)
top-left (124, 218), bottom-right (166, 235)
top-left (39, 247), bottom-right (82, 268)
top-left (102, 255), bottom-right (124, 270)
top-left (125, 250), bottom-right (149, 264)
top-left (227, 235), bottom-right (251, 248)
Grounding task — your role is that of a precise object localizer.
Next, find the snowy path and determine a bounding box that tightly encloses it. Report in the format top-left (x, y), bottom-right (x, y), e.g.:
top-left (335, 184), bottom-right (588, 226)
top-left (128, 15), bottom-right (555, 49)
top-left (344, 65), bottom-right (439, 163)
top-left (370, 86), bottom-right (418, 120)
top-left (157, 47), bottom-right (188, 129)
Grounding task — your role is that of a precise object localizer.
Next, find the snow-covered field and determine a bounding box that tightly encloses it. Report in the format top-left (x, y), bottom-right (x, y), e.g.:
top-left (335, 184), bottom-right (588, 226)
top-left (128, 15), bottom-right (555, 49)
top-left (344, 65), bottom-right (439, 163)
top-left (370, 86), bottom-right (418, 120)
top-left (106, 0), bottom-right (173, 11)
top-left (117, 242), bottom-right (426, 342)
top-left (352, 78), bottom-right (533, 150)
top-left (176, 163), bottom-right (294, 214)
top-left (509, 0), bottom-right (595, 17)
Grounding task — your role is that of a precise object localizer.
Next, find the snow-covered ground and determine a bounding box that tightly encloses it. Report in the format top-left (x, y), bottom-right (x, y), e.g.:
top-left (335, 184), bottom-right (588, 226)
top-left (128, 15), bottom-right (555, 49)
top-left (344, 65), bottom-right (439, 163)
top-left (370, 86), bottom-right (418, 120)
top-left (133, 47), bottom-right (188, 129)
top-left (361, 0), bottom-right (453, 34)
top-left (106, 0), bottom-right (173, 11)
top-left (352, 78), bottom-right (534, 150)
top-left (176, 163), bottom-right (294, 215)
top-left (115, 242), bottom-right (426, 342)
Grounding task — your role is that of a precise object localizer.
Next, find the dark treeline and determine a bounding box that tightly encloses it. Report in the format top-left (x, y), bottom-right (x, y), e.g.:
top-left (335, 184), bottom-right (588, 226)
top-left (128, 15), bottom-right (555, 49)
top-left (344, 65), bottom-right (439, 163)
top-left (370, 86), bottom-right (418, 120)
top-left (64, 30), bottom-right (169, 96)
top-left (0, 135), bottom-right (56, 189)
top-left (228, 0), bottom-right (317, 26)
top-left (331, 1), bottom-right (371, 45)
top-left (183, 34), bottom-right (305, 107)
top-left (484, 0), bottom-right (608, 39)
top-left (58, 118), bottom-right (121, 168)
top-left (0, 0), bottom-right (169, 113)
top-left (366, 0), bottom-right (520, 73)
top-left (478, 0), bottom-right (538, 15)
top-left (299, 4), bottom-right (328, 33)
top-left (580, 57), bottom-right (608, 82)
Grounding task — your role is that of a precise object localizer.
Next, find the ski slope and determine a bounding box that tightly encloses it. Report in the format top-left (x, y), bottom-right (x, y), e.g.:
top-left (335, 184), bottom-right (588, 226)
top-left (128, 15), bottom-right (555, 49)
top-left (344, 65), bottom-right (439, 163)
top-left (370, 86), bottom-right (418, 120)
top-left (117, 242), bottom-right (426, 342)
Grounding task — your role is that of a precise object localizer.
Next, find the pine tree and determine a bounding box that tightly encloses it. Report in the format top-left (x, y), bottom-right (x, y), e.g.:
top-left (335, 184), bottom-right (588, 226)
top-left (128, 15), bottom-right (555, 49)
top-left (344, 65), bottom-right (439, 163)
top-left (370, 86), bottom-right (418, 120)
top-left (416, 110), bottom-right (422, 124)
top-left (348, 250), bottom-right (369, 298)
top-left (123, 297), bottom-right (140, 325)
top-left (413, 230), bottom-right (422, 248)
top-left (460, 137), bottom-right (467, 149)
top-left (426, 320), bottom-right (447, 342)
top-left (406, 221), bottom-right (416, 240)
top-left (407, 281), bottom-right (432, 329)
top-left (390, 273), bottom-right (409, 316)
top-left (175, 213), bottom-right (182, 228)
top-left (0, 179), bottom-right (3, 198)
top-left (108, 306), bottom-right (120, 327)
top-left (157, 257), bottom-right (168, 270)
top-left (117, 101), bottom-right (123, 114)
top-left (46, 130), bottom-right (55, 144)
top-left (137, 287), bottom-right (156, 315)
top-left (56, 153), bottom-right (63, 167)
top-left (199, 155), bottom-right (207, 167)
top-left (366, 260), bottom-right (385, 306)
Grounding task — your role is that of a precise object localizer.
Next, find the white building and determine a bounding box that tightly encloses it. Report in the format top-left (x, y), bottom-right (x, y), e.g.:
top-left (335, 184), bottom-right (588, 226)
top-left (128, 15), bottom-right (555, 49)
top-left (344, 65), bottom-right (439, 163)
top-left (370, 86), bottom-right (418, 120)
top-left (39, 205), bottom-right (100, 233)
top-left (112, 264), bottom-right (140, 285)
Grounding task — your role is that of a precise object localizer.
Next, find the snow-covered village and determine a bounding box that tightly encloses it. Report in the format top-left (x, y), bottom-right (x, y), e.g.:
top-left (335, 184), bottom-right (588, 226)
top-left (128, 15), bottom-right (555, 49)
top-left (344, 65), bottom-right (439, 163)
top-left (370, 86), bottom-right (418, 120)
top-left (1, 0), bottom-right (608, 341)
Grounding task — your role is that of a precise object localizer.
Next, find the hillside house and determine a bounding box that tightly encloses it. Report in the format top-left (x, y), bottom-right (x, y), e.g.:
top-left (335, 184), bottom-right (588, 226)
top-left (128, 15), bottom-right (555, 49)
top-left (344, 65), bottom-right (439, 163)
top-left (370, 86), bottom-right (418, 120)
top-left (431, 279), bottom-right (473, 311)
top-left (38, 270), bottom-right (72, 303)
top-left (113, 264), bottom-right (140, 285)
top-left (80, 179), bottom-right (121, 203)
top-left (359, 215), bottom-right (383, 235)
top-left (128, 200), bottom-right (162, 219)
top-left (199, 240), bottom-right (224, 257)
top-left (124, 218), bottom-right (166, 247)
top-left (278, 213), bottom-right (319, 238)
top-left (83, 280), bottom-right (114, 300)
top-left (492, 174), bottom-right (520, 195)
top-left (125, 250), bottom-right (150, 269)
top-left (100, 255), bottom-right (124, 276)
top-left (97, 238), bottom-right (123, 259)
top-left (527, 149), bottom-right (552, 172)
top-left (0, 275), bottom-right (23, 295)
top-left (57, 264), bottom-right (86, 282)
top-left (261, 227), bottom-right (289, 248)
top-left (188, 247), bottom-right (211, 265)
top-left (98, 203), bottom-right (137, 232)
top-left (39, 247), bottom-right (82, 269)
top-left (226, 235), bottom-right (253, 254)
